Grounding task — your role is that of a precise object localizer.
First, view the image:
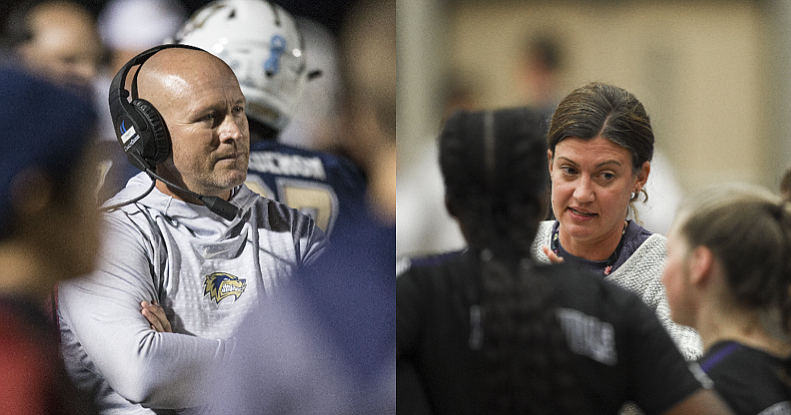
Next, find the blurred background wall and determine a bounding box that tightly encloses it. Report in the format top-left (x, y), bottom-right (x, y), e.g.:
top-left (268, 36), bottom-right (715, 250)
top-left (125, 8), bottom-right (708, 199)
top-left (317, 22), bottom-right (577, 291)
top-left (397, 0), bottom-right (791, 257)
top-left (3, 0), bottom-right (788, 257)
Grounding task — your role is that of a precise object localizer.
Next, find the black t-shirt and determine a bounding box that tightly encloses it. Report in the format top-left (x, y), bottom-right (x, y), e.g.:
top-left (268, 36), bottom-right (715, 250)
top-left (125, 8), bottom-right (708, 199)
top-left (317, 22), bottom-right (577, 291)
top-left (396, 251), bottom-right (703, 415)
top-left (700, 341), bottom-right (791, 415)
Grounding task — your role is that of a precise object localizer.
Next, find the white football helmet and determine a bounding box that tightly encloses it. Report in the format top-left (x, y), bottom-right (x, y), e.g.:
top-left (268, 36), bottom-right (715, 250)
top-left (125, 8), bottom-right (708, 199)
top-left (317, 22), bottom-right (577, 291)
top-left (174, 0), bottom-right (307, 132)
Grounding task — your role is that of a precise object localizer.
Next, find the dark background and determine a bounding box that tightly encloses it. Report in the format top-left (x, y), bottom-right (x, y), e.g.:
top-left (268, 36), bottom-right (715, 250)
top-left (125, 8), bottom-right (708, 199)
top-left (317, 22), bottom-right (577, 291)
top-left (0, 0), bottom-right (359, 38)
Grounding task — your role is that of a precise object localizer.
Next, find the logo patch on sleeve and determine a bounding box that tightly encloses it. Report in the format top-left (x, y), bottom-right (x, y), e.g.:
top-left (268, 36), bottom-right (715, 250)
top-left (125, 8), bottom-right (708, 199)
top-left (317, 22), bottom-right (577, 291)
top-left (203, 272), bottom-right (247, 304)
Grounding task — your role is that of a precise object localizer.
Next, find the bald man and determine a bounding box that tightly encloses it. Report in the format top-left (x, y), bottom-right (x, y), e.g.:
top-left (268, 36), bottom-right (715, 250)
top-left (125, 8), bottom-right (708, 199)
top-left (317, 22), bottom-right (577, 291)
top-left (8, 1), bottom-right (104, 90)
top-left (136, 46), bottom-right (250, 203)
top-left (56, 46), bottom-right (328, 414)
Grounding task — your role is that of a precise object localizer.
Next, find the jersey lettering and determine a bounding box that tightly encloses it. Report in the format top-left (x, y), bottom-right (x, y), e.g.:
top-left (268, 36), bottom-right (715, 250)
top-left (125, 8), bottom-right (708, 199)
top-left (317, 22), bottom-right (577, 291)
top-left (246, 172), bottom-right (339, 234)
top-left (281, 182), bottom-right (335, 232)
top-left (248, 152), bottom-right (326, 180)
top-left (556, 307), bottom-right (617, 365)
top-left (244, 176), bottom-right (276, 200)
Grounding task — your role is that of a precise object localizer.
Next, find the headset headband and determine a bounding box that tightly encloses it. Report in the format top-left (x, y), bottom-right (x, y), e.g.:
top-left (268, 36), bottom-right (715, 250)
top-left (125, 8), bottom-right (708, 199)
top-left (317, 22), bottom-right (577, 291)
top-left (108, 43), bottom-right (204, 171)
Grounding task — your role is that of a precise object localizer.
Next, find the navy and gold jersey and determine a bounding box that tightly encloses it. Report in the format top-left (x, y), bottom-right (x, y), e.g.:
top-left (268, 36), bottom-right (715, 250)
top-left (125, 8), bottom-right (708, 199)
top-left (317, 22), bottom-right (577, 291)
top-left (245, 140), bottom-right (368, 236)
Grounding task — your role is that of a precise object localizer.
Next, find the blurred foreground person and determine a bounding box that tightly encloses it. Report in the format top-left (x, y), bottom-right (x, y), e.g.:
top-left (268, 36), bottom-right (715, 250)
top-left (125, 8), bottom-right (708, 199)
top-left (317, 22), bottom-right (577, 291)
top-left (0, 66), bottom-right (99, 414)
top-left (5, 0), bottom-right (104, 92)
top-left (397, 107), bottom-right (734, 415)
top-left (193, 0), bottom-right (396, 412)
top-left (663, 184), bottom-right (791, 415)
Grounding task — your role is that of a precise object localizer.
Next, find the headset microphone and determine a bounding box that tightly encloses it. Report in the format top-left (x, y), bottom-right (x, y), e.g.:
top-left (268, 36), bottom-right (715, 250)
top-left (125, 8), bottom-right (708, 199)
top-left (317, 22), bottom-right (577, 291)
top-left (128, 152), bottom-right (239, 221)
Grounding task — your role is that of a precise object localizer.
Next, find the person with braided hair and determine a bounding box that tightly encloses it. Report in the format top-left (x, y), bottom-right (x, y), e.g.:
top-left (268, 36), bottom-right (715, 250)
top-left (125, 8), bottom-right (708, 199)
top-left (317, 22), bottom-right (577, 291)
top-left (662, 183), bottom-right (791, 415)
top-left (531, 82), bottom-right (703, 361)
top-left (396, 106), bottom-right (734, 414)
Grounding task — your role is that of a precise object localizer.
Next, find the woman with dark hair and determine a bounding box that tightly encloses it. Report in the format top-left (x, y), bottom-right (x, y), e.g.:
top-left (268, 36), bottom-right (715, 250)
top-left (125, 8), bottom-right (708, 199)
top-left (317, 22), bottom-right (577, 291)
top-left (663, 184), bottom-right (791, 415)
top-left (531, 82), bottom-right (702, 360)
top-left (396, 106), bottom-right (734, 414)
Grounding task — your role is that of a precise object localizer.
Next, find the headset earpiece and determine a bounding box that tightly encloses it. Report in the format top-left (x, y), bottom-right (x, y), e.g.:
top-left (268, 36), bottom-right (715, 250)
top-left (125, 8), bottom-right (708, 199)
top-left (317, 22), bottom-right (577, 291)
top-left (132, 99), bottom-right (170, 165)
top-left (108, 43), bottom-right (203, 172)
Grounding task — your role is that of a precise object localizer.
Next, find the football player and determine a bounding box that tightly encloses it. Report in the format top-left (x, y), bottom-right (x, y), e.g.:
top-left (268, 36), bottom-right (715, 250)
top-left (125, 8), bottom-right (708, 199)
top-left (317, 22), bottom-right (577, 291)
top-left (173, 0), bottom-right (368, 236)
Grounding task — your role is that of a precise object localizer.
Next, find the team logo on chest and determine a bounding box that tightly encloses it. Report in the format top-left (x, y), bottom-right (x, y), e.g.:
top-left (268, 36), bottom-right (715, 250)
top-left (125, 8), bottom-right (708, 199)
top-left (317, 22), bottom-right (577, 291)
top-left (203, 272), bottom-right (247, 304)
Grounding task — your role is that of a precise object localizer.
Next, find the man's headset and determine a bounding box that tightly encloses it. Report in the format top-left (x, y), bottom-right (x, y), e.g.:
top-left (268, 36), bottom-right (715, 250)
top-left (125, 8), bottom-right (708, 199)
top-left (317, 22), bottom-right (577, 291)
top-left (107, 43), bottom-right (239, 220)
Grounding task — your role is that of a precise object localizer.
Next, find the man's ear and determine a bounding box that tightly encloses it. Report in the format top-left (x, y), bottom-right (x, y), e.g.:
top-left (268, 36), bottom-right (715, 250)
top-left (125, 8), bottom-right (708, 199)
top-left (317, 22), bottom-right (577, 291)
top-left (688, 245), bottom-right (715, 287)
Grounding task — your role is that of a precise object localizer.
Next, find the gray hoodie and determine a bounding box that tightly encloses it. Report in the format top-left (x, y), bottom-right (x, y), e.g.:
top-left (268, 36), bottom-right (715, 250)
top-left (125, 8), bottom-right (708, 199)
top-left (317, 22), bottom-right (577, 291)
top-left (58, 172), bottom-right (328, 414)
